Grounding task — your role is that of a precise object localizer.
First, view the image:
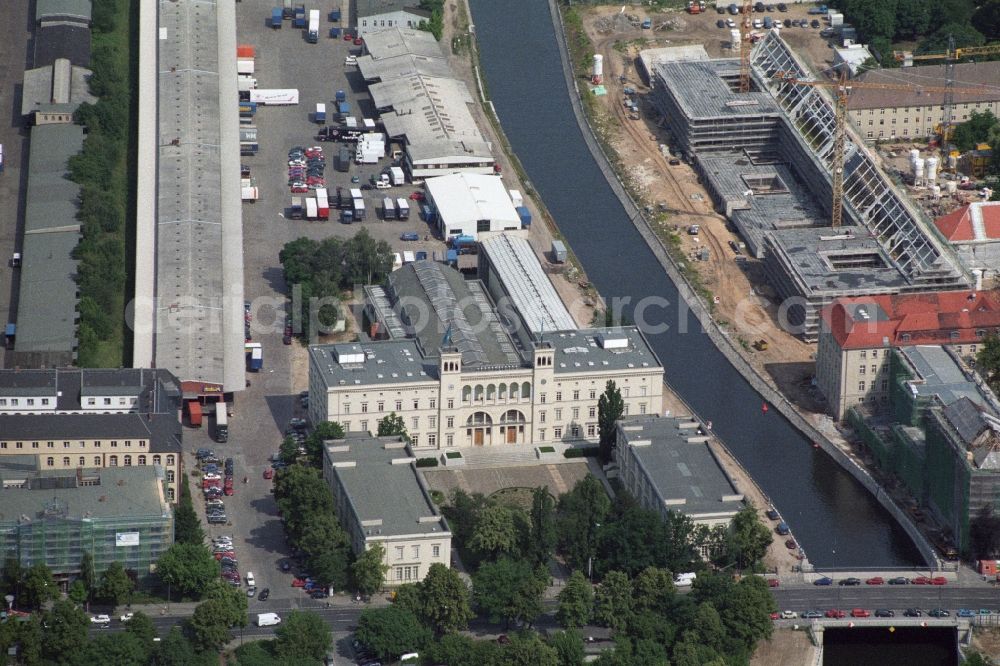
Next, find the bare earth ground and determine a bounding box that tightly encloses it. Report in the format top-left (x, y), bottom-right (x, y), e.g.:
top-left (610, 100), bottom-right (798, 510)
top-left (749, 629), bottom-right (818, 666)
top-left (973, 627), bottom-right (1000, 662)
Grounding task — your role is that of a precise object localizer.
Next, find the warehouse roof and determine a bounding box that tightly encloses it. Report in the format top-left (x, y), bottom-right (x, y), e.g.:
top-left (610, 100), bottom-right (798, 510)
top-left (371, 74), bottom-right (484, 143)
top-left (479, 235), bottom-right (577, 334)
top-left (356, 0), bottom-right (425, 19)
top-left (849, 62), bottom-right (1000, 109)
top-left (0, 465), bottom-right (170, 524)
top-left (357, 53), bottom-right (452, 83)
top-left (21, 59), bottom-right (96, 117)
top-left (36, 0), bottom-right (92, 24)
top-left (324, 434), bottom-right (449, 539)
top-left (155, 0), bottom-right (245, 392)
top-left (33, 23), bottom-right (91, 68)
top-left (934, 202), bottom-right (1000, 243)
top-left (361, 27), bottom-right (442, 60)
top-left (545, 327), bottom-right (662, 374)
top-left (15, 124), bottom-right (84, 360)
top-left (425, 174), bottom-right (518, 224)
top-left (617, 416), bottom-right (743, 520)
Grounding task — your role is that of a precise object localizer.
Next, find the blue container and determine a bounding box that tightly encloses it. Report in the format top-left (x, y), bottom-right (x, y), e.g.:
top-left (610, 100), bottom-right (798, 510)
top-left (328, 9), bottom-right (341, 21)
top-left (516, 205), bottom-right (532, 228)
top-left (271, 7), bottom-right (283, 27)
top-left (329, 27), bottom-right (340, 37)
top-left (335, 90), bottom-right (346, 103)
top-left (446, 249), bottom-right (458, 264)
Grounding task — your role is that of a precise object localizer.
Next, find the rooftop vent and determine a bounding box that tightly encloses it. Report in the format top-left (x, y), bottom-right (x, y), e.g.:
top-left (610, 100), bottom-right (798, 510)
top-left (596, 332), bottom-right (629, 350)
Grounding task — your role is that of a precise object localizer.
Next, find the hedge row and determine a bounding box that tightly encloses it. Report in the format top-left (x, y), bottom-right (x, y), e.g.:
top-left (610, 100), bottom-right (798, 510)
top-left (564, 447), bottom-right (600, 459)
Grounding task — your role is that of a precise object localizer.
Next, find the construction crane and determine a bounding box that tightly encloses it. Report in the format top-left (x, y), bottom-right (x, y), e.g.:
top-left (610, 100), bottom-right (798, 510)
top-left (772, 71), bottom-right (990, 228)
top-left (892, 42), bottom-right (1000, 64)
top-left (738, 0), bottom-right (754, 93)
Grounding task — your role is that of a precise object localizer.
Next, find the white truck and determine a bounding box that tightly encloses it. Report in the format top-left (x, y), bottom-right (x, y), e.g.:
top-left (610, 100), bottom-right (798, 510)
top-left (307, 9), bottom-right (320, 43)
top-left (249, 89), bottom-right (299, 105)
top-left (237, 76), bottom-right (257, 92)
top-left (256, 613), bottom-right (281, 627)
top-left (390, 166), bottom-right (405, 186)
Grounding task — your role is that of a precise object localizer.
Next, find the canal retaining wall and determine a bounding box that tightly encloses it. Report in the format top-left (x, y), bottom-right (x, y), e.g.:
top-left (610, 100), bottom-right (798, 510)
top-left (543, 0), bottom-right (939, 568)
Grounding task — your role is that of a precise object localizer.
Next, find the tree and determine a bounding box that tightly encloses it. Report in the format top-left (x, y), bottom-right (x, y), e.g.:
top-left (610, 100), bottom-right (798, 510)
top-left (274, 465), bottom-right (336, 544)
top-left (424, 633), bottom-right (499, 666)
top-left (392, 583), bottom-right (423, 616)
top-left (1, 557), bottom-right (21, 599)
top-left (594, 500), bottom-right (699, 577)
top-left (124, 611), bottom-right (157, 659)
top-left (469, 503), bottom-right (521, 560)
top-left (495, 632), bottom-right (560, 666)
top-left (593, 570), bottom-right (633, 632)
top-left (68, 580), bottom-right (88, 607)
top-left (156, 544), bottom-right (219, 598)
top-left (355, 606), bottom-right (431, 662)
top-left (81, 633), bottom-right (148, 666)
top-left (632, 566), bottom-right (675, 613)
top-left (188, 598), bottom-right (236, 652)
top-left (298, 512), bottom-right (350, 561)
top-left (352, 543), bottom-right (389, 596)
top-left (22, 564), bottom-right (56, 610)
top-left (377, 412), bottom-right (408, 438)
top-left (970, 505), bottom-right (1000, 559)
top-left (309, 548), bottom-right (351, 591)
top-left (951, 111), bottom-right (999, 153)
top-left (844, 0), bottom-right (897, 41)
top-left (174, 475), bottom-right (205, 545)
top-left (556, 475), bottom-right (611, 571)
top-left (42, 599), bottom-right (89, 664)
top-left (557, 571), bottom-right (593, 628)
top-left (718, 576), bottom-right (775, 650)
top-left (274, 610), bottom-right (331, 661)
top-left (528, 487), bottom-right (557, 567)
top-left (918, 21), bottom-right (985, 53)
top-left (597, 380), bottom-right (624, 463)
top-left (964, 652), bottom-right (993, 666)
top-left (418, 563), bottom-right (474, 635)
top-left (978, 333), bottom-right (1000, 394)
top-left (894, 0), bottom-right (933, 39)
top-left (156, 626), bottom-right (198, 666)
top-left (17, 617), bottom-right (44, 666)
top-left (973, 0), bottom-right (1000, 40)
top-left (548, 629), bottom-right (586, 666)
top-left (80, 552), bottom-right (95, 599)
top-left (725, 504), bottom-right (772, 570)
top-left (472, 557), bottom-right (546, 628)
top-left (441, 489), bottom-right (487, 546)
top-left (98, 561), bottom-right (134, 607)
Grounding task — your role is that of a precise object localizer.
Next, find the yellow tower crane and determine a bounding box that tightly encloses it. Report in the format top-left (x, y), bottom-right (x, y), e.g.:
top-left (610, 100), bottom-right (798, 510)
top-left (739, 0), bottom-right (754, 93)
top-left (772, 71), bottom-right (990, 228)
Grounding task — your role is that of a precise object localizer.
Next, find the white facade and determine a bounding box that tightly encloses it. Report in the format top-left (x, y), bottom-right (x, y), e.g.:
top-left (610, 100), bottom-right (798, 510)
top-left (357, 9), bottom-right (426, 36)
top-left (425, 173), bottom-right (521, 240)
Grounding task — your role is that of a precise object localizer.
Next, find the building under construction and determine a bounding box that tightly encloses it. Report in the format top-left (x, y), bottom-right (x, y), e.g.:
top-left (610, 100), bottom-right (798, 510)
top-left (645, 34), bottom-right (970, 340)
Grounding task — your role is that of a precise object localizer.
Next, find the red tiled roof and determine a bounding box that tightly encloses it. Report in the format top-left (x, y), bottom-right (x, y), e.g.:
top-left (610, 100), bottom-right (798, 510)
top-left (933, 202), bottom-right (1000, 243)
top-left (820, 290), bottom-right (1000, 350)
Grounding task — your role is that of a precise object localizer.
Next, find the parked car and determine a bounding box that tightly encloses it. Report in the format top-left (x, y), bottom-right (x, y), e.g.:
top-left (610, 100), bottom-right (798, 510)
top-left (874, 609), bottom-right (895, 618)
top-left (865, 577), bottom-right (884, 585)
top-left (259, 588), bottom-right (270, 601)
top-left (119, 613), bottom-right (134, 623)
top-left (263, 468), bottom-right (274, 480)
top-left (802, 610), bottom-right (823, 619)
top-left (780, 610), bottom-right (797, 619)
top-left (196, 448), bottom-right (214, 459)
top-left (400, 232), bottom-right (420, 241)
top-left (851, 608), bottom-right (871, 618)
top-left (839, 578), bottom-right (862, 586)
top-left (247, 587), bottom-right (258, 598)
top-left (825, 609), bottom-right (846, 618)
top-left (765, 509), bottom-right (780, 520)
top-left (814, 577), bottom-right (833, 586)
top-left (904, 608), bottom-right (923, 617)
top-left (717, 19), bottom-right (726, 28)
top-left (931, 576), bottom-right (948, 585)
top-left (888, 577), bottom-right (909, 585)
top-left (767, 578), bottom-right (780, 587)
top-left (90, 615), bottom-right (111, 624)
top-left (810, 19), bottom-right (820, 27)
top-left (281, 561), bottom-right (292, 572)
top-left (911, 576), bottom-right (931, 585)
top-left (929, 608), bottom-right (950, 617)
top-left (310, 590), bottom-right (328, 599)
top-left (957, 609), bottom-right (976, 618)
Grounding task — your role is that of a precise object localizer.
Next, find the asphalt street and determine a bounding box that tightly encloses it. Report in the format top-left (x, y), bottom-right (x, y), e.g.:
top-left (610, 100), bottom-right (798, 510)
top-left (772, 585), bottom-right (1000, 614)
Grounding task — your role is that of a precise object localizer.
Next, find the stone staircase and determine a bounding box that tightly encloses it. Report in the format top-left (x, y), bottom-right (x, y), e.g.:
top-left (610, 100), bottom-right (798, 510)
top-left (452, 444), bottom-right (581, 469)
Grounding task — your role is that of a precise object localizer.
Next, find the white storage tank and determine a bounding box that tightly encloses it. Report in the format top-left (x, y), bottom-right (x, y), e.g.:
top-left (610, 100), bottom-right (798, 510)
top-left (912, 157), bottom-right (925, 185)
top-left (946, 180), bottom-right (958, 195)
top-left (592, 54), bottom-right (603, 84)
top-left (926, 156), bottom-right (939, 183)
top-left (932, 185), bottom-right (942, 199)
top-left (730, 29), bottom-right (741, 48)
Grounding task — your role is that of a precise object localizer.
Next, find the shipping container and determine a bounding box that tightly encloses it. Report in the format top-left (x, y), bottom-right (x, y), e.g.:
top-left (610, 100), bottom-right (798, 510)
top-left (551, 240), bottom-right (567, 263)
top-left (249, 89), bottom-right (299, 105)
top-left (239, 126), bottom-right (258, 142)
top-left (282, 0), bottom-right (293, 18)
top-left (402, 251), bottom-right (415, 264)
top-left (239, 101), bottom-right (258, 117)
top-left (306, 197), bottom-right (318, 220)
top-left (271, 7), bottom-right (283, 28)
top-left (341, 209), bottom-right (354, 223)
top-left (316, 187), bottom-right (329, 219)
top-left (328, 7), bottom-right (341, 21)
top-left (4, 323), bottom-right (15, 347)
top-left (187, 400), bottom-right (203, 427)
top-left (508, 189), bottom-right (523, 207)
top-left (396, 198), bottom-right (410, 220)
top-left (353, 198), bottom-right (366, 220)
top-left (237, 44), bottom-right (256, 58)
top-left (382, 197), bottom-right (396, 220)
top-left (289, 197), bottom-right (304, 219)
top-left (337, 147), bottom-right (351, 172)
top-left (240, 142), bottom-right (259, 156)
top-left (237, 59), bottom-right (255, 75)
top-left (349, 188), bottom-right (363, 200)
top-left (293, 5), bottom-right (306, 27)
top-left (241, 187), bottom-right (259, 201)
top-left (315, 103), bottom-right (326, 123)
top-left (335, 90), bottom-right (347, 103)
top-left (516, 206), bottom-right (532, 228)
top-left (237, 76), bottom-right (257, 92)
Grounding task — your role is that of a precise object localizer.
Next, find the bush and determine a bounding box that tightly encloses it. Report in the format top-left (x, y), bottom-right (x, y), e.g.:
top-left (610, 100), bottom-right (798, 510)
top-left (445, 451), bottom-right (463, 459)
top-left (415, 457), bottom-right (438, 468)
top-left (564, 447), bottom-right (600, 459)
top-left (538, 446), bottom-right (555, 453)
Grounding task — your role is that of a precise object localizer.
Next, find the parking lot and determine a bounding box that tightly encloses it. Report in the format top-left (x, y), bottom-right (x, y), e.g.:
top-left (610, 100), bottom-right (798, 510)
top-left (0, 1), bottom-right (32, 367)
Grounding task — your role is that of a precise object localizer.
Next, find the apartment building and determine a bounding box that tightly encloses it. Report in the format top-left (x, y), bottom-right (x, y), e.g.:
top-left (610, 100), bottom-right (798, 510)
top-left (0, 369), bottom-right (184, 501)
top-left (817, 291), bottom-right (1000, 420)
top-left (322, 434), bottom-right (450, 586)
top-left (848, 62), bottom-right (1000, 141)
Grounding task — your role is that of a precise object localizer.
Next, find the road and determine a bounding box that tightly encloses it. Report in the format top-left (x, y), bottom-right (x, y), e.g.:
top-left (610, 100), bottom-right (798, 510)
top-left (772, 585), bottom-right (1000, 614)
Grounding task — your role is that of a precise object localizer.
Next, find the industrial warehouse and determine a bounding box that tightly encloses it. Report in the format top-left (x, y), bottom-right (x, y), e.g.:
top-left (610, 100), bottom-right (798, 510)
top-left (645, 33), bottom-right (972, 340)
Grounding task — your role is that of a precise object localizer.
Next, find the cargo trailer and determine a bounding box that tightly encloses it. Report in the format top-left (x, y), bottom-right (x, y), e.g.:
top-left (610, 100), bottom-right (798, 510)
top-left (395, 198), bottom-right (410, 220)
top-left (289, 197), bottom-right (304, 219)
top-left (551, 240), bottom-right (567, 263)
top-left (315, 103), bottom-right (326, 123)
top-left (353, 198), bottom-right (366, 220)
top-left (316, 188), bottom-right (329, 219)
top-left (389, 166), bottom-right (405, 186)
top-left (237, 59), bottom-right (255, 74)
top-left (305, 197), bottom-right (318, 220)
top-left (241, 187), bottom-right (260, 201)
top-left (214, 403), bottom-right (229, 442)
top-left (382, 197), bottom-right (396, 220)
top-left (516, 206), bottom-right (532, 228)
top-left (249, 89), bottom-right (299, 105)
top-left (307, 9), bottom-right (319, 42)
top-left (271, 7), bottom-right (282, 27)
top-left (337, 147), bottom-right (351, 172)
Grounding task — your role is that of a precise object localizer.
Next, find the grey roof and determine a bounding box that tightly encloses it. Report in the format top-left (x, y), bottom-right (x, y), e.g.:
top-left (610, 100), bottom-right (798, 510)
top-left (0, 466), bottom-right (170, 524)
top-left (545, 327), bottom-right (662, 375)
top-left (356, 0), bottom-right (426, 19)
top-left (0, 412), bottom-right (182, 453)
top-left (21, 60), bottom-right (96, 117)
top-left (155, 0), bottom-right (245, 391)
top-left (653, 59), bottom-right (781, 121)
top-left (357, 53), bottom-right (453, 84)
top-left (849, 62), bottom-right (1000, 110)
top-left (36, 0), bottom-right (92, 24)
top-left (324, 434), bottom-right (449, 538)
top-left (0, 368), bottom-right (182, 413)
top-left (383, 261), bottom-right (522, 367)
top-left (942, 397), bottom-right (992, 447)
top-left (16, 124), bottom-right (85, 358)
top-left (371, 75), bottom-right (482, 141)
top-left (479, 235), bottom-right (576, 334)
top-left (311, 339), bottom-right (439, 389)
top-left (33, 23), bottom-right (91, 68)
top-left (764, 226), bottom-right (908, 296)
top-left (618, 416), bottom-right (743, 518)
top-left (898, 346), bottom-right (989, 409)
top-left (361, 27), bottom-right (443, 60)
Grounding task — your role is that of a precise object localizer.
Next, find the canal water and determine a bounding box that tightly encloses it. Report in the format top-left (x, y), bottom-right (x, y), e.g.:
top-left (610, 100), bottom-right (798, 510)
top-left (469, 0), bottom-right (921, 567)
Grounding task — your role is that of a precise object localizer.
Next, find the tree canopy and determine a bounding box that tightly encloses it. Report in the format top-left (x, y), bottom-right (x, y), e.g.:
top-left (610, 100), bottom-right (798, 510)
top-left (597, 381), bottom-right (624, 463)
top-left (155, 544), bottom-right (219, 598)
top-left (356, 606), bottom-right (431, 661)
top-left (274, 610), bottom-right (331, 661)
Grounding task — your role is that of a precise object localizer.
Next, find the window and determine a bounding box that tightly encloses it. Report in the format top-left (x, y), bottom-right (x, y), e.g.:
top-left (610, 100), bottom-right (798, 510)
top-left (872, 350), bottom-right (878, 358)
top-left (589, 407), bottom-right (596, 418)
top-left (47, 457), bottom-right (54, 467)
top-left (94, 456), bottom-right (101, 465)
top-left (377, 401), bottom-right (384, 412)
top-left (589, 389), bottom-right (596, 400)
top-left (124, 455), bottom-right (132, 466)
top-left (26, 399), bottom-right (34, 406)
top-left (858, 381), bottom-right (866, 391)
top-left (344, 403), bottom-right (351, 414)
top-left (555, 391), bottom-right (562, 402)
top-left (167, 488), bottom-right (175, 502)
top-left (411, 545), bottom-right (420, 559)
top-left (166, 470), bottom-right (175, 482)
top-left (446, 434), bottom-right (454, 446)
top-left (446, 416), bottom-right (454, 428)
top-left (429, 416), bottom-right (437, 428)
top-left (587, 424), bottom-right (596, 437)
top-left (539, 428), bottom-right (546, 440)
top-left (361, 402), bottom-right (368, 413)
top-left (555, 409), bottom-right (562, 420)
top-left (360, 420), bottom-right (368, 432)
top-left (396, 400), bottom-right (402, 411)
top-left (153, 455), bottom-right (161, 465)
top-left (429, 398), bottom-right (436, 409)
top-left (31, 442), bottom-right (38, 449)
top-left (428, 434), bottom-right (437, 447)
top-left (573, 390), bottom-right (579, 400)
top-left (411, 435), bottom-right (419, 446)
top-left (539, 411), bottom-right (546, 423)
top-left (554, 427), bottom-right (562, 439)
top-left (432, 545), bottom-right (440, 558)
top-left (539, 393), bottom-right (546, 404)
top-left (571, 426), bottom-right (580, 438)
top-left (411, 417), bottom-right (419, 429)
top-left (395, 546), bottom-right (404, 560)
top-left (860, 351), bottom-right (867, 359)
top-left (138, 455), bottom-right (146, 465)
top-left (859, 365), bottom-right (866, 375)
top-left (639, 403), bottom-right (647, 415)
top-left (447, 399), bottom-right (454, 409)
top-left (166, 455), bottom-right (175, 466)
top-left (881, 380), bottom-right (888, 391)
top-left (572, 407), bottom-right (579, 419)
top-left (78, 456), bottom-right (85, 466)
top-left (623, 387), bottom-right (630, 397)
top-left (104, 398), bottom-right (111, 406)
top-left (640, 386), bottom-right (647, 397)
top-left (870, 365), bottom-right (877, 374)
